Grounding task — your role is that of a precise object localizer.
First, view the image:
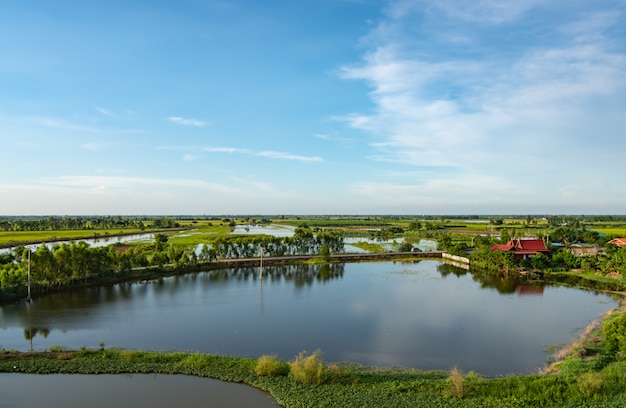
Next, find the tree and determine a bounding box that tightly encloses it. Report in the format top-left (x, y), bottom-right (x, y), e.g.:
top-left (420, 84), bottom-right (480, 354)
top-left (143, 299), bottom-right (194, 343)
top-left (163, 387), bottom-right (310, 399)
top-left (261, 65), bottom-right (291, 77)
top-left (438, 233), bottom-right (452, 251)
top-left (397, 241), bottom-right (414, 252)
top-left (530, 253), bottom-right (550, 270)
top-left (319, 244), bottom-right (331, 262)
top-left (408, 221), bottom-right (421, 231)
top-left (154, 234), bottom-right (169, 252)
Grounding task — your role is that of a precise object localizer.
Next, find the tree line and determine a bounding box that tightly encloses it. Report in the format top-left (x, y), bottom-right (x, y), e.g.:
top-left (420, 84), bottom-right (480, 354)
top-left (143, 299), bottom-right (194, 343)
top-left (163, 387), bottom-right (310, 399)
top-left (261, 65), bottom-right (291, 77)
top-left (0, 225), bottom-right (344, 303)
top-left (0, 216), bottom-right (181, 232)
top-left (437, 230), bottom-right (626, 276)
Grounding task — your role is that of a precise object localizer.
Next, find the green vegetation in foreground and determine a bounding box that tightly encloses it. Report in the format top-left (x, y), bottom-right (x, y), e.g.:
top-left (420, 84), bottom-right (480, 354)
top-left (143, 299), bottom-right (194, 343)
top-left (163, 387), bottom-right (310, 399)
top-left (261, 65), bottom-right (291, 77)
top-left (3, 323), bottom-right (626, 408)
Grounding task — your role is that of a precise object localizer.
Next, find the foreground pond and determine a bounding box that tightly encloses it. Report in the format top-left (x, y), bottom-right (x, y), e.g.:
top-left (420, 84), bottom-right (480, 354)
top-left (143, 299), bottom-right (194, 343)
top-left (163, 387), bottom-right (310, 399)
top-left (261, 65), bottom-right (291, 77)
top-left (0, 373), bottom-right (279, 408)
top-left (0, 261), bottom-right (618, 376)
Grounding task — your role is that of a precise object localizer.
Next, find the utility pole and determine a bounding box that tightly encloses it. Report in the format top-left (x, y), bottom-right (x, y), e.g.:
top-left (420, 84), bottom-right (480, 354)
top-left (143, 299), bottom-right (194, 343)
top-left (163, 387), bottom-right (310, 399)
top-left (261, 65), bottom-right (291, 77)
top-left (27, 248), bottom-right (31, 303)
top-left (259, 247), bottom-right (264, 281)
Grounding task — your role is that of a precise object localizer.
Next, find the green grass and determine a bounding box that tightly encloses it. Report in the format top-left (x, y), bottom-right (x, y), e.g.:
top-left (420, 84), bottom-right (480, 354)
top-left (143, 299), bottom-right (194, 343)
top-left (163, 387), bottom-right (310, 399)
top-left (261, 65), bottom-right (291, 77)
top-left (0, 229), bottom-right (148, 246)
top-left (593, 228), bottom-right (626, 236)
top-left (2, 346), bottom-right (626, 408)
top-left (167, 224), bottom-right (232, 245)
top-left (348, 241), bottom-right (387, 253)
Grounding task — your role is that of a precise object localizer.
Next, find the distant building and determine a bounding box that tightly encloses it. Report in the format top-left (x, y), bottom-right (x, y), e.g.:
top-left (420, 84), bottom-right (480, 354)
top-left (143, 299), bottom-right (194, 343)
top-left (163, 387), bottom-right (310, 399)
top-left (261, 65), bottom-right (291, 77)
top-left (570, 245), bottom-right (600, 256)
top-left (607, 238), bottom-right (626, 247)
top-left (491, 239), bottom-right (550, 261)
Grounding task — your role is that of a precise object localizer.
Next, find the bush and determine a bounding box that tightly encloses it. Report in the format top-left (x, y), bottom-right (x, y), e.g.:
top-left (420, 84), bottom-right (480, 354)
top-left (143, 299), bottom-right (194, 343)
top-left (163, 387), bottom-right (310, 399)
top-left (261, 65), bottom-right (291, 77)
top-left (255, 354), bottom-right (288, 377)
top-left (603, 314), bottom-right (626, 359)
top-left (448, 367), bottom-right (465, 398)
top-left (289, 350), bottom-right (324, 385)
top-left (577, 372), bottom-right (604, 397)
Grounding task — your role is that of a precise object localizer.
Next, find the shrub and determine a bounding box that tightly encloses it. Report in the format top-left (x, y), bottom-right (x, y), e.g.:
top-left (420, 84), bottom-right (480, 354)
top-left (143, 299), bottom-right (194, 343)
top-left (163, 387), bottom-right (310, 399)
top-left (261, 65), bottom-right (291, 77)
top-left (577, 372), bottom-right (604, 397)
top-left (178, 353), bottom-right (210, 370)
top-left (603, 314), bottom-right (626, 359)
top-left (448, 367), bottom-right (465, 398)
top-left (289, 350), bottom-right (324, 385)
top-left (255, 354), bottom-right (288, 377)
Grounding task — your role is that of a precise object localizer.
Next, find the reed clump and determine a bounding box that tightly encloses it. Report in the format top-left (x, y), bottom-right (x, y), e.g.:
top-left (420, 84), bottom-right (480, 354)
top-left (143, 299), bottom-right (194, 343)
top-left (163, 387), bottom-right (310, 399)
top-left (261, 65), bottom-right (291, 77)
top-left (289, 349), bottom-right (324, 385)
top-left (448, 367), bottom-right (465, 398)
top-left (255, 354), bottom-right (288, 377)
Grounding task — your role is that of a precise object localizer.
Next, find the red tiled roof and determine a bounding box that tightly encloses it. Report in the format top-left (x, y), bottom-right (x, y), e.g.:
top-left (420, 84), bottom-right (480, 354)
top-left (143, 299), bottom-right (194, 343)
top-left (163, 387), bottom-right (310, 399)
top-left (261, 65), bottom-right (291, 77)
top-left (515, 239), bottom-right (549, 251)
top-left (608, 238), bottom-right (626, 247)
top-left (491, 239), bottom-right (549, 254)
top-left (491, 243), bottom-right (512, 251)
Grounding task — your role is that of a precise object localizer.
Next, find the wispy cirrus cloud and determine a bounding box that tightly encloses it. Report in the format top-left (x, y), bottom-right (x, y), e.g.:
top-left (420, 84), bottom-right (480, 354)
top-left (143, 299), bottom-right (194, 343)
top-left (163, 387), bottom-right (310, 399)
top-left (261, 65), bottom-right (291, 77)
top-left (257, 150), bottom-right (323, 162)
top-left (81, 143), bottom-right (107, 151)
top-left (167, 116), bottom-right (208, 127)
top-left (95, 106), bottom-right (114, 117)
top-left (38, 118), bottom-right (100, 133)
top-left (157, 145), bottom-right (324, 162)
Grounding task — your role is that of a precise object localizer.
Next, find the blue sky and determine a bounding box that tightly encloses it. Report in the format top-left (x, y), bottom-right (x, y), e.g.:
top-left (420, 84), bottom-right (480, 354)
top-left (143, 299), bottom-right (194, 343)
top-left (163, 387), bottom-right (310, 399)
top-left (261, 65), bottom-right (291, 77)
top-left (1, 0), bottom-right (625, 215)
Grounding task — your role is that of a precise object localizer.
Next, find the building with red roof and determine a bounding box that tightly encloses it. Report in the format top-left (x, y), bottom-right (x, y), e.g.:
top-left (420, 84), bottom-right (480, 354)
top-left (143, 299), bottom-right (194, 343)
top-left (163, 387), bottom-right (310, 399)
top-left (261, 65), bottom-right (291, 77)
top-left (607, 238), bottom-right (626, 247)
top-left (490, 239), bottom-right (550, 261)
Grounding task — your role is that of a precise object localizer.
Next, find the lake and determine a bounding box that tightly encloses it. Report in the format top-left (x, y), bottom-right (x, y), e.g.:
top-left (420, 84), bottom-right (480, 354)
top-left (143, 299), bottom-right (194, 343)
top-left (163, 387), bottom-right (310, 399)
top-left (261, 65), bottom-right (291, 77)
top-left (0, 373), bottom-right (280, 408)
top-left (0, 260), bottom-right (618, 376)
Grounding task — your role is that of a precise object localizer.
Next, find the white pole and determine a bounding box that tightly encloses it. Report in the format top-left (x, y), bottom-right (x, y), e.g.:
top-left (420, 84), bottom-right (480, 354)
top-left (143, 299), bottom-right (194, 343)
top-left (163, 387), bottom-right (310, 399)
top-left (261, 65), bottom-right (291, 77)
top-left (259, 248), bottom-right (263, 280)
top-left (27, 248), bottom-right (31, 303)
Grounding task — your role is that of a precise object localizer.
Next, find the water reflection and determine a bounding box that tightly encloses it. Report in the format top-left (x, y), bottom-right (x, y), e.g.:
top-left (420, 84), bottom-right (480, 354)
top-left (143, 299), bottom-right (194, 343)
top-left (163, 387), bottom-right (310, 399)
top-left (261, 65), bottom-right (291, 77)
top-left (0, 374), bottom-right (280, 408)
top-left (0, 233), bottom-right (156, 254)
top-left (232, 224), bottom-right (295, 237)
top-left (0, 261), bottom-right (618, 376)
top-left (436, 262), bottom-right (544, 295)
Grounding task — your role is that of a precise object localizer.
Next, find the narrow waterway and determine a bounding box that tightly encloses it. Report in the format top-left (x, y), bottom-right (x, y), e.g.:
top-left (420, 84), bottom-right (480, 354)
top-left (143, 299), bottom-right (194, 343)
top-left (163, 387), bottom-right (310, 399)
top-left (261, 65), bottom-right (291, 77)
top-left (0, 374), bottom-right (280, 408)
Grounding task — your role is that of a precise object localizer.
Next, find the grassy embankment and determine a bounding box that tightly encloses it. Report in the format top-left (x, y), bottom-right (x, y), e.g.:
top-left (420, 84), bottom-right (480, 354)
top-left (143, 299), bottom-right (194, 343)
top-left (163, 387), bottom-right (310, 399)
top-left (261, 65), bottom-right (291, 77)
top-left (2, 316), bottom-right (626, 408)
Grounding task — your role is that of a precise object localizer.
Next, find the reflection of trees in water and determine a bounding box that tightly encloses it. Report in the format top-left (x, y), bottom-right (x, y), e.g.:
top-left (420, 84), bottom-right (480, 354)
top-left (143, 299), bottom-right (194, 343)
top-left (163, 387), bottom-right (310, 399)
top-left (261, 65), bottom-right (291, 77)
top-left (23, 327), bottom-right (49, 351)
top-left (436, 262), bottom-right (540, 294)
top-left (202, 264), bottom-right (345, 287)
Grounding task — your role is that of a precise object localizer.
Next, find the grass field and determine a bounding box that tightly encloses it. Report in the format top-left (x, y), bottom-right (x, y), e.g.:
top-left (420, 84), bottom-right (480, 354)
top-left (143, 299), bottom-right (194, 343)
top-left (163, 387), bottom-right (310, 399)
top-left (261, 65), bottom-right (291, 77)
top-left (2, 216), bottom-right (625, 249)
top-left (0, 229), bottom-right (146, 247)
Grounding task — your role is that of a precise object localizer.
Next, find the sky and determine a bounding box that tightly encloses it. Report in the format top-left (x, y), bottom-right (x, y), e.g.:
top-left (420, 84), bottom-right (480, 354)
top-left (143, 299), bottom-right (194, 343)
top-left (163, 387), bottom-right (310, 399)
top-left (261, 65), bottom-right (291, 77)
top-left (1, 0), bottom-right (625, 216)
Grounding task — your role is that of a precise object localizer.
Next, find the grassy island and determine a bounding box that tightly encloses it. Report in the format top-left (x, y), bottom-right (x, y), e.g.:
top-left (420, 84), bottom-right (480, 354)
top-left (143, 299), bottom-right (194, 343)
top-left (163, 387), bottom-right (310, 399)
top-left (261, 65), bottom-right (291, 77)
top-left (2, 302), bottom-right (626, 408)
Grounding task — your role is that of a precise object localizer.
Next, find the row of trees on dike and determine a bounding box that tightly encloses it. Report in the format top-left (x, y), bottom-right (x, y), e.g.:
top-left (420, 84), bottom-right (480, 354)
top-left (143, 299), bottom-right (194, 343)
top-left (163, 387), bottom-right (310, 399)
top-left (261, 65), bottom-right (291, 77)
top-left (207, 227), bottom-right (344, 260)
top-left (0, 226), bottom-right (344, 302)
top-left (0, 216), bottom-right (181, 232)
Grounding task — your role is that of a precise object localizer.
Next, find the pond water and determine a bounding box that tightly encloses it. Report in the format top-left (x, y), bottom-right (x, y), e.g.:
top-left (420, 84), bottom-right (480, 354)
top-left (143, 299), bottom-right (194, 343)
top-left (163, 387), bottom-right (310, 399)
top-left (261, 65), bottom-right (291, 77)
top-left (0, 233), bottom-right (156, 254)
top-left (344, 238), bottom-right (437, 253)
top-left (232, 224), bottom-right (296, 237)
top-left (0, 373), bottom-right (279, 408)
top-left (0, 261), bottom-right (618, 377)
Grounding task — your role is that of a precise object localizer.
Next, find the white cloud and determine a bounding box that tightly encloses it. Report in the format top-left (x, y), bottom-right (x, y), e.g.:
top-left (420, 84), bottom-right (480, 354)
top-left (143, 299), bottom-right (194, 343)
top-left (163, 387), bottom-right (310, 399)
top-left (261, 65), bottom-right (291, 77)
top-left (0, 175), bottom-right (331, 215)
top-left (167, 116), bottom-right (208, 127)
top-left (38, 118), bottom-right (100, 133)
top-left (256, 150), bottom-right (324, 162)
top-left (328, 0), bottom-right (626, 213)
top-left (96, 106), bottom-right (114, 117)
top-left (82, 143), bottom-right (106, 151)
top-left (157, 145), bottom-right (324, 162)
